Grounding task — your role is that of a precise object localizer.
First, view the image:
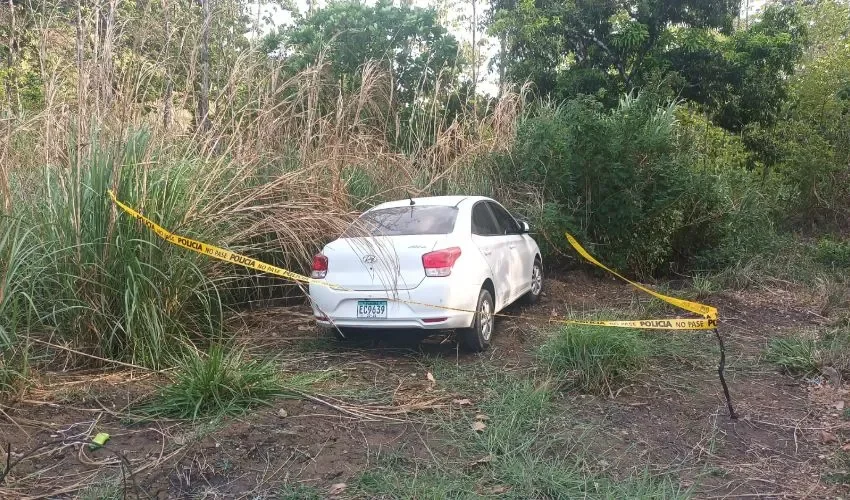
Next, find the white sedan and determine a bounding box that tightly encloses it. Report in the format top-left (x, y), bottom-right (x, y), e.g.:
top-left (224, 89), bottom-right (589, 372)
top-left (308, 196), bottom-right (543, 351)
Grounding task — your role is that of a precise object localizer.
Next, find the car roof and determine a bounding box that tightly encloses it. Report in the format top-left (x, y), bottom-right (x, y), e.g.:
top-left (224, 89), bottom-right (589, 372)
top-left (368, 195), bottom-right (491, 211)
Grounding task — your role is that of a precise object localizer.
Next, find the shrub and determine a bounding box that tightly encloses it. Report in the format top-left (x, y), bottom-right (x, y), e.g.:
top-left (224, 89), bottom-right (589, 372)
top-left (145, 345), bottom-right (283, 419)
top-left (496, 93), bottom-right (767, 276)
top-left (540, 325), bottom-right (648, 393)
top-left (766, 336), bottom-right (819, 376)
top-left (815, 238), bottom-right (850, 269)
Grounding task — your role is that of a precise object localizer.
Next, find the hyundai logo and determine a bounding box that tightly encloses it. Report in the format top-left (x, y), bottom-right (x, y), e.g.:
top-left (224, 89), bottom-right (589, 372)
top-left (362, 255), bottom-right (377, 264)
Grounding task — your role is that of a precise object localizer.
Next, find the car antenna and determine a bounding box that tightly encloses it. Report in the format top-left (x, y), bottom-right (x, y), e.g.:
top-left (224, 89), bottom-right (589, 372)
top-left (408, 193), bottom-right (415, 206)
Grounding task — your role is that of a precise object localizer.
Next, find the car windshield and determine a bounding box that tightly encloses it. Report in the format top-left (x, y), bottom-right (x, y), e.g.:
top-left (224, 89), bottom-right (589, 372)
top-left (343, 205), bottom-right (459, 237)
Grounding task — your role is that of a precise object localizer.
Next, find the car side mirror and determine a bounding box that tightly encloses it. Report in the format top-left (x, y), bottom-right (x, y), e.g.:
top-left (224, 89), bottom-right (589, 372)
top-left (520, 221), bottom-right (530, 233)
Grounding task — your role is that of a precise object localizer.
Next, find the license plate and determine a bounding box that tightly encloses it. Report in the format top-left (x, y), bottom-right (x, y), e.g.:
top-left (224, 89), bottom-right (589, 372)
top-left (357, 300), bottom-right (387, 319)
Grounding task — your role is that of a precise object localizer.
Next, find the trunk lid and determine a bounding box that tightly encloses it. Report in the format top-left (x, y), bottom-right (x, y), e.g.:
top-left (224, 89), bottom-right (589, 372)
top-left (322, 235), bottom-right (444, 291)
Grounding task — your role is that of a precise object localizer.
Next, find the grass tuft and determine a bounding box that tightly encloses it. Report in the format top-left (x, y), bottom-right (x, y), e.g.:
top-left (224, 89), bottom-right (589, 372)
top-left (766, 335), bottom-right (819, 376)
top-left (144, 345), bottom-right (284, 419)
top-left (540, 325), bottom-right (649, 393)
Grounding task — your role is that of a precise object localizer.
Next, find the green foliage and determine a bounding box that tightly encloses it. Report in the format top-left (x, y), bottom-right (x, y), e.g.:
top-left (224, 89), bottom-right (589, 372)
top-left (78, 477), bottom-right (122, 500)
top-left (21, 130), bottom-right (224, 368)
top-left (771, 0), bottom-right (850, 226)
top-left (764, 329), bottom-right (850, 377)
top-left (356, 453), bottom-right (474, 499)
top-left (0, 346), bottom-right (29, 400)
top-left (540, 325), bottom-right (648, 393)
top-left (766, 336), bottom-right (819, 376)
top-left (0, 218), bottom-right (39, 349)
top-left (815, 239), bottom-right (850, 269)
top-left (267, 0), bottom-right (462, 104)
top-left (144, 345), bottom-right (283, 419)
top-left (489, 0), bottom-right (739, 98)
top-left (499, 93), bottom-right (763, 275)
top-left (342, 165), bottom-right (387, 211)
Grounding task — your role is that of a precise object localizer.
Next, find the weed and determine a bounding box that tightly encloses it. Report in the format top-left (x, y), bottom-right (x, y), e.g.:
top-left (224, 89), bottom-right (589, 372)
top-left (540, 325), bottom-right (649, 393)
top-left (144, 345), bottom-right (284, 419)
top-left (813, 275), bottom-right (850, 317)
top-left (78, 477), bottom-right (122, 500)
top-left (0, 346), bottom-right (29, 399)
top-left (355, 452), bottom-right (475, 499)
top-left (690, 274), bottom-right (719, 299)
top-left (820, 329), bottom-right (850, 375)
top-left (824, 451), bottom-right (850, 485)
top-left (766, 335), bottom-right (819, 376)
top-left (815, 238), bottom-right (850, 269)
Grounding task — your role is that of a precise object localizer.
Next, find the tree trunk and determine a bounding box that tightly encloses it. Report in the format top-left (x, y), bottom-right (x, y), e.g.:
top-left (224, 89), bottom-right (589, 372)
top-left (197, 0), bottom-right (212, 133)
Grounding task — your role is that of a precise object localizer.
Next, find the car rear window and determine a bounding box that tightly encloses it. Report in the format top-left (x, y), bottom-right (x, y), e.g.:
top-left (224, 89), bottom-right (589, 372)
top-left (343, 206), bottom-right (459, 237)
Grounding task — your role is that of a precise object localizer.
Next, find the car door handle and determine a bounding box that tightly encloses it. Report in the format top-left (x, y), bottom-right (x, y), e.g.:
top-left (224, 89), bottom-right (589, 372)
top-left (483, 250), bottom-right (492, 256)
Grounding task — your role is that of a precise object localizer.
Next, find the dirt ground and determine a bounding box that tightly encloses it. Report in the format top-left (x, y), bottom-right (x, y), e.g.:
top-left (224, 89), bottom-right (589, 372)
top-left (2, 271), bottom-right (849, 499)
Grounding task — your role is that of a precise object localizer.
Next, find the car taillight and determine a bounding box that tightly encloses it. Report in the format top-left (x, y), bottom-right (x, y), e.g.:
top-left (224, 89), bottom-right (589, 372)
top-left (311, 254), bottom-right (328, 279)
top-left (422, 247), bottom-right (461, 277)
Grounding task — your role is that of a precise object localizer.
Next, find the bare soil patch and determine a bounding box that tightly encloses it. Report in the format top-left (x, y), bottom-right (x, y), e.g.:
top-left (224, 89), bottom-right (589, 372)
top-left (2, 271), bottom-right (847, 498)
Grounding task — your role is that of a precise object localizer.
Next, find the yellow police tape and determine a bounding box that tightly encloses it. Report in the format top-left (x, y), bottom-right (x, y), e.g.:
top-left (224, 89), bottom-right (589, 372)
top-left (107, 190), bottom-right (718, 330)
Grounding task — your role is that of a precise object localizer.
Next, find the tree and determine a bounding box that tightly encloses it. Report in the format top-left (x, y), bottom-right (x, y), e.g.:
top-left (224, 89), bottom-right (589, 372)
top-left (772, 0), bottom-right (850, 224)
top-left (488, 0), bottom-right (740, 99)
top-left (264, 0), bottom-right (463, 104)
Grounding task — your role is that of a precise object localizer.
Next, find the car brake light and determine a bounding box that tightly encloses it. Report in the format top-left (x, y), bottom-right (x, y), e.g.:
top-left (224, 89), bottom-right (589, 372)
top-left (311, 254), bottom-right (328, 279)
top-left (423, 317), bottom-right (448, 323)
top-left (422, 247), bottom-right (461, 277)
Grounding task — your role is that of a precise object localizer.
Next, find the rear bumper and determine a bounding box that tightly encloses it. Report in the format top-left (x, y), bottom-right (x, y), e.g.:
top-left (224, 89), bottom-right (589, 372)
top-left (308, 279), bottom-right (481, 330)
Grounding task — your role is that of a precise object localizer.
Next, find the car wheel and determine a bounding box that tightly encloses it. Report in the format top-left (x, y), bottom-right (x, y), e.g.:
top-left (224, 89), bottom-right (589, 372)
top-left (523, 259), bottom-right (543, 305)
top-left (459, 288), bottom-right (495, 352)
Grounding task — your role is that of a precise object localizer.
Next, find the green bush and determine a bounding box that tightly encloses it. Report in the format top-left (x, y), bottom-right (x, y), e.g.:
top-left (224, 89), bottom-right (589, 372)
top-left (766, 336), bottom-right (819, 376)
top-left (496, 93), bottom-right (769, 276)
top-left (815, 238), bottom-right (850, 269)
top-left (540, 325), bottom-right (648, 393)
top-left (145, 345), bottom-right (283, 419)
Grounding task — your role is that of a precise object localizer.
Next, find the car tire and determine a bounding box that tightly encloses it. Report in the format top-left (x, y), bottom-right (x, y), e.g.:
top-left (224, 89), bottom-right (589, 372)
top-left (459, 288), bottom-right (495, 352)
top-left (523, 258), bottom-right (543, 305)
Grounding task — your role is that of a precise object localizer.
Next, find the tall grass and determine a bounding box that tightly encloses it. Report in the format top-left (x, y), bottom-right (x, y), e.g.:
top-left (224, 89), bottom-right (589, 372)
top-left (0, 218), bottom-right (38, 397)
top-left (144, 345), bottom-right (284, 419)
top-left (1, 12), bottom-right (523, 372)
top-left (0, 218), bottom-right (39, 349)
top-left (540, 325), bottom-right (649, 393)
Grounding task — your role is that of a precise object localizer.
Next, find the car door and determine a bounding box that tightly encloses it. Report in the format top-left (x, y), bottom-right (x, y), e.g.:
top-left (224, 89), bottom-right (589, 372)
top-left (487, 201), bottom-right (533, 303)
top-left (470, 201), bottom-right (511, 310)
